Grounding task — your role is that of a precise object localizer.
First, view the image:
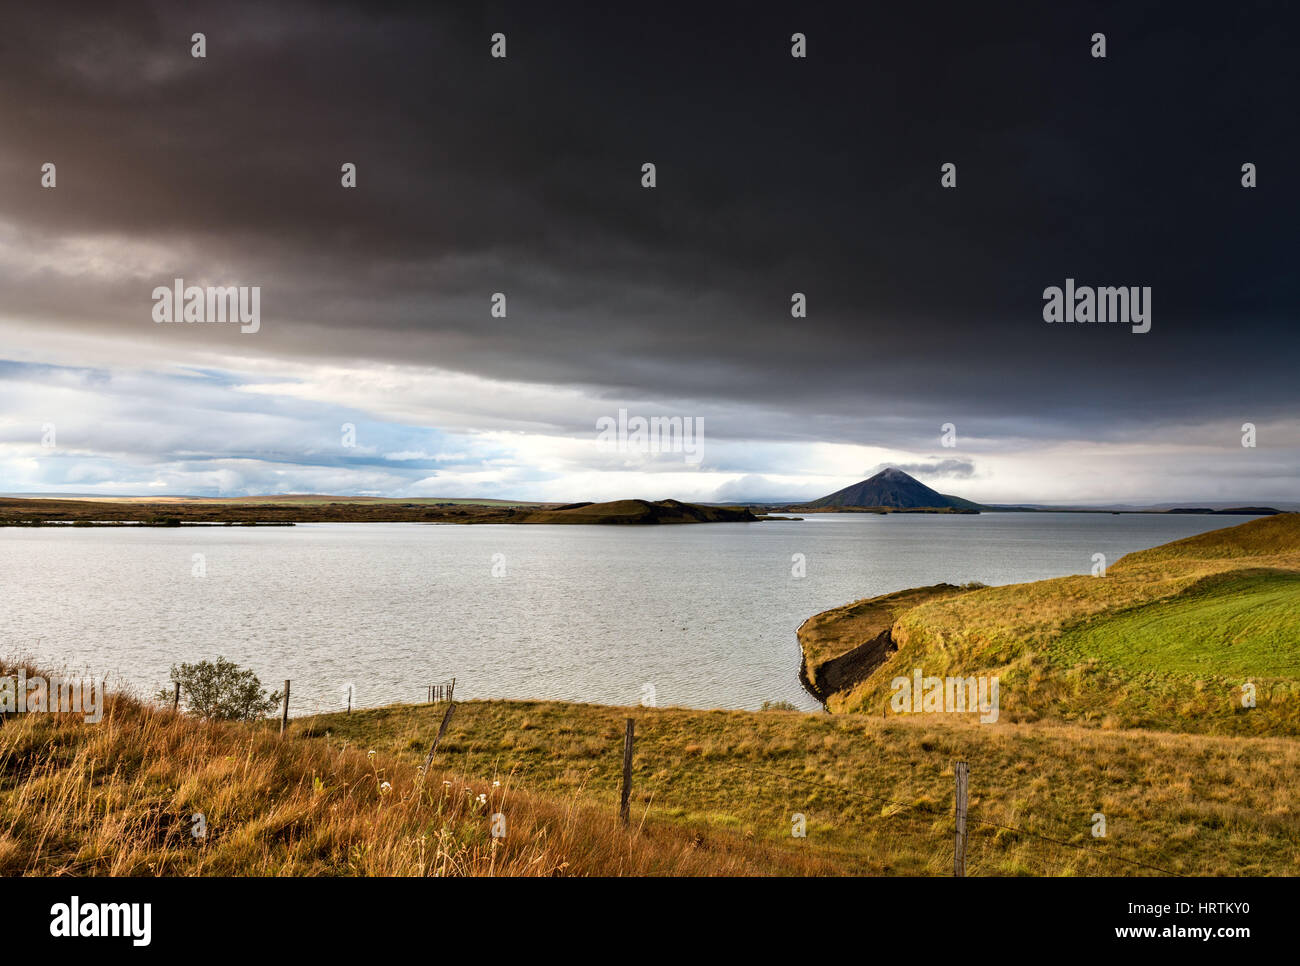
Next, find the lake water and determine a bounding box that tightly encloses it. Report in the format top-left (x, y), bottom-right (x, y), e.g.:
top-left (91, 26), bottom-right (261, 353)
top-left (0, 513), bottom-right (1253, 713)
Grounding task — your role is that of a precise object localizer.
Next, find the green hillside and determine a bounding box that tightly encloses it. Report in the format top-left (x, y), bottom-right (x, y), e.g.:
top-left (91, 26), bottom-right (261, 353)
top-left (1055, 570), bottom-right (1300, 678)
top-left (802, 514), bottom-right (1300, 734)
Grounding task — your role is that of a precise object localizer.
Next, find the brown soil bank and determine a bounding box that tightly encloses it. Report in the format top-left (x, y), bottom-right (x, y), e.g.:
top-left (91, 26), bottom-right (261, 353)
top-left (797, 583), bottom-right (978, 707)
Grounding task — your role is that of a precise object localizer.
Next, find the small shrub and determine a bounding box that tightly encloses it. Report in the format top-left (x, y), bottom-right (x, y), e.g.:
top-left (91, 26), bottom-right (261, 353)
top-left (158, 657), bottom-right (282, 721)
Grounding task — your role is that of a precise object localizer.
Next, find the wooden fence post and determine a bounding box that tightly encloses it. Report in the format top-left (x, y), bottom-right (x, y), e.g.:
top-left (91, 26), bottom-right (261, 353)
top-left (172, 681), bottom-right (180, 712)
top-left (280, 679), bottom-right (291, 736)
top-left (422, 702), bottom-right (457, 773)
top-left (619, 718), bottom-right (634, 826)
top-left (347, 684), bottom-right (352, 715)
top-left (449, 678), bottom-right (456, 703)
top-left (954, 761), bottom-right (969, 877)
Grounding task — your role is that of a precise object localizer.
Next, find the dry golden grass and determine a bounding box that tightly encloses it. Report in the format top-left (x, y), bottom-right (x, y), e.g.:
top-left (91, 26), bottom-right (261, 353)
top-left (320, 698), bottom-right (1300, 876)
top-left (5, 675), bottom-right (1299, 875)
top-left (0, 673), bottom-right (839, 877)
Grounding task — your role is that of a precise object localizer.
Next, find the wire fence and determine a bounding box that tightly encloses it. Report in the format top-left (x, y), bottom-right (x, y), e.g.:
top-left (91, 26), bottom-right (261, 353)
top-left (151, 672), bottom-right (1193, 877)
top-left (407, 699), bottom-right (1193, 877)
top-left (727, 759), bottom-right (1186, 877)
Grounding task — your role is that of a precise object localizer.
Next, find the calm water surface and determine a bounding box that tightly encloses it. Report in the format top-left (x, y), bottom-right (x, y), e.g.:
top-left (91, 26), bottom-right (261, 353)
top-left (0, 513), bottom-right (1253, 713)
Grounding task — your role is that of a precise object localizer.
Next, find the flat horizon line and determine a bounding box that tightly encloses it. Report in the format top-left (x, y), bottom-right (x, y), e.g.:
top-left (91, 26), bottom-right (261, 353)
top-left (1, 492), bottom-right (1294, 512)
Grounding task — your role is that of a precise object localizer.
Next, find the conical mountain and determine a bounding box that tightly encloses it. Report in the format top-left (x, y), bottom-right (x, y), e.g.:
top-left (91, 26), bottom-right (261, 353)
top-left (802, 467), bottom-right (982, 510)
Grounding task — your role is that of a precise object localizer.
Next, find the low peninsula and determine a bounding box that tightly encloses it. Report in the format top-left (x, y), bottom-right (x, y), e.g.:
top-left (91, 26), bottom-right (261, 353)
top-left (0, 496), bottom-right (777, 526)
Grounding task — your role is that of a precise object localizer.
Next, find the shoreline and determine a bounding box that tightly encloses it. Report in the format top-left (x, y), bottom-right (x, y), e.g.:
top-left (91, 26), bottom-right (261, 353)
top-left (792, 514), bottom-right (1300, 733)
top-left (0, 496), bottom-right (785, 527)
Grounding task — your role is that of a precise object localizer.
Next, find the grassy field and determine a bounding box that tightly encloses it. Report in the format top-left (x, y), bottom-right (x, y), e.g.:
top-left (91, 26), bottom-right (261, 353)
top-left (6, 660), bottom-right (1300, 877)
top-left (304, 699), bottom-right (1300, 876)
top-left (0, 677), bottom-right (835, 876)
top-left (5, 680), bottom-right (1299, 876)
top-left (813, 514), bottom-right (1300, 735)
top-left (1054, 570), bottom-right (1300, 678)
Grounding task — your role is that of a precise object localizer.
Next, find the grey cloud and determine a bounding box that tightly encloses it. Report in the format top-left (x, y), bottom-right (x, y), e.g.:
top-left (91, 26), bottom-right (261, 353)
top-left (870, 459), bottom-right (976, 480)
top-left (0, 1), bottom-right (1296, 476)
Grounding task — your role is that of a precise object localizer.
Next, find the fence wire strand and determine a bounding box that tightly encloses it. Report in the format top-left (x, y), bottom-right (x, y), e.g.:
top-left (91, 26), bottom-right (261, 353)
top-left (725, 760), bottom-right (1187, 877)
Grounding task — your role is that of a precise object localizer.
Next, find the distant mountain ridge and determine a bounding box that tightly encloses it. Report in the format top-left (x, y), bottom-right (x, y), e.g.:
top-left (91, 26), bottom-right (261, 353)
top-left (801, 467), bottom-right (983, 510)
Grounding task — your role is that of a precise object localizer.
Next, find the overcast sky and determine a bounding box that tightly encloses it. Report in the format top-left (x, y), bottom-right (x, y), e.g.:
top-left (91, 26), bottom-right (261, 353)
top-left (0, 1), bottom-right (1296, 504)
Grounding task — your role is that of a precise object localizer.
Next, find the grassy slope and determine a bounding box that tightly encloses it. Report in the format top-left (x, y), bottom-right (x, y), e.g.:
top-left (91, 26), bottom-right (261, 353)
top-left (0, 680), bottom-right (835, 876)
top-left (5, 680), bottom-right (1298, 875)
top-left (304, 699), bottom-right (1300, 876)
top-left (823, 514), bottom-right (1300, 734)
top-left (1055, 570), bottom-right (1300, 678)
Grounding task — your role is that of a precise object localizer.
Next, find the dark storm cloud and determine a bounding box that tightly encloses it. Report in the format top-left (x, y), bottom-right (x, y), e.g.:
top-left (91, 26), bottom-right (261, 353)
top-left (0, 0), bottom-right (1296, 448)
